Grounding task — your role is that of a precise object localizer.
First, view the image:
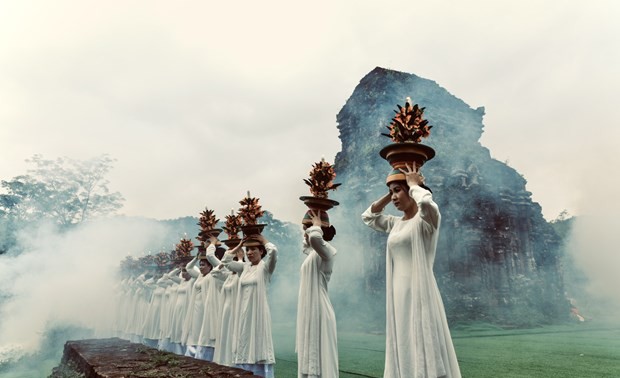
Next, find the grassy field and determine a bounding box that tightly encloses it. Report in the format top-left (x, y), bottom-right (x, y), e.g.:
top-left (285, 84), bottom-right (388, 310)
top-left (2, 322), bottom-right (618, 377)
top-left (273, 322), bottom-right (620, 377)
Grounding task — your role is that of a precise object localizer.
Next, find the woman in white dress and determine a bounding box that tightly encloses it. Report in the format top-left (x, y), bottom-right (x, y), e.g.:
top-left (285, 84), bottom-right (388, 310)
top-left (128, 273), bottom-right (153, 343)
top-left (222, 234), bottom-right (277, 378)
top-left (195, 243), bottom-right (225, 362)
top-left (181, 251), bottom-right (211, 358)
top-left (297, 210), bottom-right (339, 378)
top-left (139, 274), bottom-right (156, 339)
top-left (158, 267), bottom-right (181, 351)
top-left (207, 237), bottom-right (244, 367)
top-left (122, 274), bottom-right (143, 341)
top-left (362, 164), bottom-right (461, 378)
top-left (169, 268), bottom-right (195, 355)
top-left (141, 271), bottom-right (172, 348)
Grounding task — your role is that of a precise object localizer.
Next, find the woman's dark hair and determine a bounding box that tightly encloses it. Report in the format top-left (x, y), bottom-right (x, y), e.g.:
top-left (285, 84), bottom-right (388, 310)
top-left (419, 183), bottom-right (433, 193)
top-left (258, 245), bottom-right (267, 258)
top-left (215, 247), bottom-right (226, 260)
top-left (200, 258), bottom-right (213, 270)
top-left (321, 225), bottom-right (336, 241)
top-left (387, 180), bottom-right (409, 191)
top-left (387, 180), bottom-right (432, 193)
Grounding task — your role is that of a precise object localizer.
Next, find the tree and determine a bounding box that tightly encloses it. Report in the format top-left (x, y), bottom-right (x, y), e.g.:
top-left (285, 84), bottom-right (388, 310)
top-left (0, 154), bottom-right (124, 227)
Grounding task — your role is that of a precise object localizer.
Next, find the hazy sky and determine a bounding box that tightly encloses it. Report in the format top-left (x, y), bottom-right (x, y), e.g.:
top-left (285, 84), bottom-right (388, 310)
top-left (1, 0), bottom-right (618, 224)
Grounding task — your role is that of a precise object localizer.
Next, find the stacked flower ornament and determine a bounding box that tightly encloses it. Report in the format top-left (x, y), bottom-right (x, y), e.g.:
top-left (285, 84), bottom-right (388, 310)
top-left (238, 191), bottom-right (266, 238)
top-left (120, 256), bottom-right (138, 276)
top-left (300, 158), bottom-right (340, 226)
top-left (379, 97), bottom-right (436, 183)
top-left (196, 208), bottom-right (222, 246)
top-left (155, 251), bottom-right (171, 271)
top-left (223, 209), bottom-right (243, 248)
top-left (140, 254), bottom-right (157, 271)
top-left (173, 237), bottom-right (194, 264)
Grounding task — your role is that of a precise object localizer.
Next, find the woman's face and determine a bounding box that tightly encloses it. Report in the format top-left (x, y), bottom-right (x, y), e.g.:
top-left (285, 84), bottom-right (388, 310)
top-left (246, 246), bottom-right (262, 265)
top-left (199, 259), bottom-right (211, 275)
top-left (182, 270), bottom-right (191, 281)
top-left (235, 248), bottom-right (245, 261)
top-left (389, 182), bottom-right (414, 213)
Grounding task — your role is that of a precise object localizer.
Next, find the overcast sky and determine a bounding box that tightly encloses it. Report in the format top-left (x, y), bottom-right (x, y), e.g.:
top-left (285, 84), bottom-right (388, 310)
top-left (1, 0), bottom-right (618, 224)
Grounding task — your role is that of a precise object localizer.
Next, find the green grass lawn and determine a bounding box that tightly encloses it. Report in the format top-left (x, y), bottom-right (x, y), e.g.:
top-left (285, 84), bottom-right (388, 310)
top-left (274, 322), bottom-right (620, 377)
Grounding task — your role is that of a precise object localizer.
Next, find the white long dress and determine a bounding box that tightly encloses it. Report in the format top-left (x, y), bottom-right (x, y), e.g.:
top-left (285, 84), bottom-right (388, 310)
top-left (142, 277), bottom-right (168, 341)
top-left (170, 275), bottom-right (195, 353)
top-left (208, 247), bottom-right (240, 367)
top-left (123, 276), bottom-right (140, 338)
top-left (117, 277), bottom-right (134, 340)
top-left (296, 226), bottom-right (339, 378)
top-left (158, 269), bottom-right (180, 351)
top-left (182, 258), bottom-right (206, 357)
top-left (362, 185), bottom-right (461, 378)
top-left (135, 277), bottom-right (154, 340)
top-left (222, 242), bottom-right (277, 378)
top-left (129, 276), bottom-right (152, 342)
top-left (196, 269), bottom-right (223, 361)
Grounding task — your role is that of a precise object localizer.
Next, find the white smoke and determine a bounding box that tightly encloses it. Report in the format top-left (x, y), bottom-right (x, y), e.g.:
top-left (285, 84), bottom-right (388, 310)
top-left (0, 217), bottom-right (173, 354)
top-left (566, 145), bottom-right (620, 320)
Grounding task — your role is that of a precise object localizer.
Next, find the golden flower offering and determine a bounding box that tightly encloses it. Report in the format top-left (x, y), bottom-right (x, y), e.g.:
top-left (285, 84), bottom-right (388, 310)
top-left (239, 191), bottom-right (266, 236)
top-left (173, 237), bottom-right (194, 263)
top-left (155, 251), bottom-right (171, 267)
top-left (223, 211), bottom-right (242, 238)
top-left (303, 158), bottom-right (341, 199)
top-left (239, 192), bottom-right (265, 226)
top-left (120, 256), bottom-right (138, 274)
top-left (139, 254), bottom-right (157, 270)
top-left (379, 97), bottom-right (436, 184)
top-left (383, 97), bottom-right (432, 143)
top-left (196, 207), bottom-right (222, 242)
top-left (300, 158), bottom-right (340, 212)
top-left (223, 210), bottom-right (243, 248)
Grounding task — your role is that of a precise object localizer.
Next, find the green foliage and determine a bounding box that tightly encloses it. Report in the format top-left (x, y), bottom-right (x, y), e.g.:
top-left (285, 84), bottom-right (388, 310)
top-left (0, 154), bottom-right (124, 254)
top-left (0, 154), bottom-right (124, 227)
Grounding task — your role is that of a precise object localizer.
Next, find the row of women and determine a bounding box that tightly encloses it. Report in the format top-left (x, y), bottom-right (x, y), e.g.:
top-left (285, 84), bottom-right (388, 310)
top-left (114, 232), bottom-right (279, 377)
top-left (115, 163), bottom-right (462, 378)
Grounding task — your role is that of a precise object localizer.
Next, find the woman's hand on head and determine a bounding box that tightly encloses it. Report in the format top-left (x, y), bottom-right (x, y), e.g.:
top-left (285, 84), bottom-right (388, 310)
top-left (254, 233), bottom-right (268, 245)
top-left (400, 162), bottom-right (425, 187)
top-left (228, 238), bottom-right (245, 254)
top-left (309, 209), bottom-right (323, 228)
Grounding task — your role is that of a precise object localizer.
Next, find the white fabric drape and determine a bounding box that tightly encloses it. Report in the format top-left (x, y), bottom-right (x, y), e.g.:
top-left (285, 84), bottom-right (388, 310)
top-left (362, 185), bottom-right (461, 378)
top-left (222, 242), bottom-right (277, 365)
top-left (296, 226), bottom-right (339, 378)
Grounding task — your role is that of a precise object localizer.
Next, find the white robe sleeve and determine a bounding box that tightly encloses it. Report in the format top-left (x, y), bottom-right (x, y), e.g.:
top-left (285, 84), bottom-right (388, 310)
top-left (362, 205), bottom-right (395, 233)
top-left (306, 226), bottom-right (336, 262)
top-left (410, 185), bottom-right (440, 229)
top-left (206, 244), bottom-right (223, 268)
top-left (186, 256), bottom-right (202, 278)
top-left (222, 251), bottom-right (245, 274)
top-left (263, 242), bottom-right (277, 275)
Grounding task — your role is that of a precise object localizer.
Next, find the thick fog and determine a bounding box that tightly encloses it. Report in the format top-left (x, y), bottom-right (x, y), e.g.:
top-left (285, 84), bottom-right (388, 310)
top-left (0, 180), bottom-right (618, 376)
top-left (0, 217), bottom-right (174, 362)
top-left (565, 151), bottom-right (620, 322)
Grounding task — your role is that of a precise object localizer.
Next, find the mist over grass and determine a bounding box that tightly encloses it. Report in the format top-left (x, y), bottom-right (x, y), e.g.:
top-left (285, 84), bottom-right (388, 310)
top-left (1, 195), bottom-right (618, 377)
top-left (564, 153), bottom-right (620, 326)
top-left (272, 322), bottom-right (620, 377)
top-left (0, 217), bottom-right (176, 359)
